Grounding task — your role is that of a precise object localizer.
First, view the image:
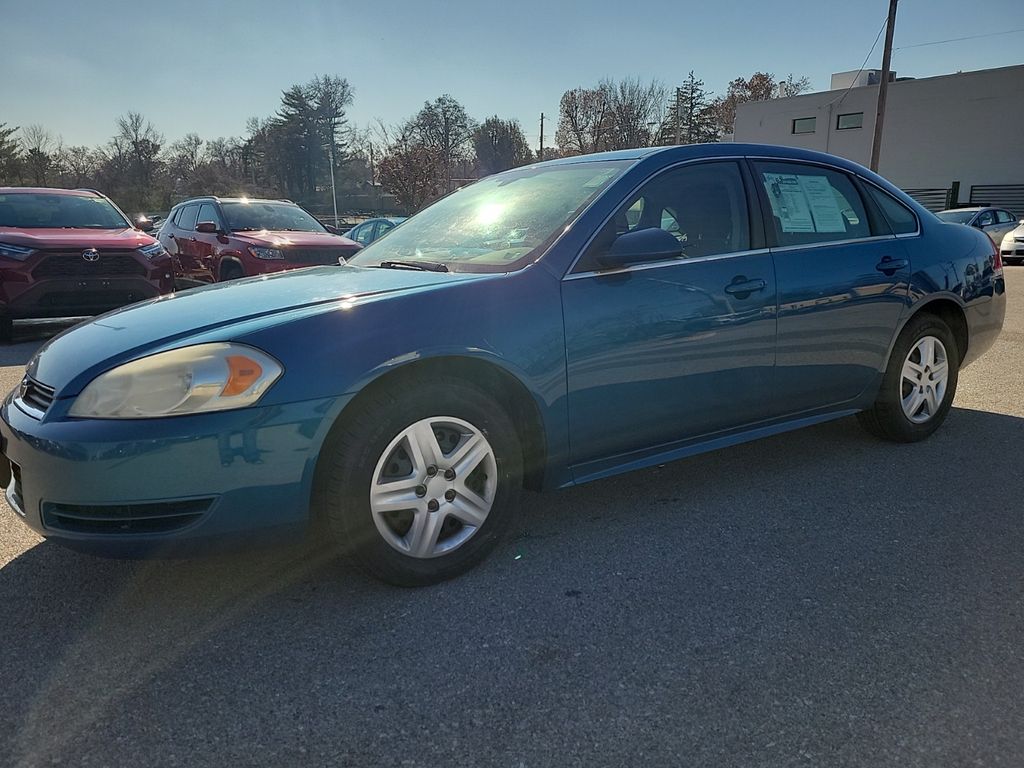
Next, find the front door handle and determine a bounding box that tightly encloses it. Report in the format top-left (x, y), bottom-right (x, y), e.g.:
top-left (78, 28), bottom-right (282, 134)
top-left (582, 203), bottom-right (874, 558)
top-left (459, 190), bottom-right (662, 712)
top-left (875, 257), bottom-right (908, 275)
top-left (724, 277), bottom-right (767, 298)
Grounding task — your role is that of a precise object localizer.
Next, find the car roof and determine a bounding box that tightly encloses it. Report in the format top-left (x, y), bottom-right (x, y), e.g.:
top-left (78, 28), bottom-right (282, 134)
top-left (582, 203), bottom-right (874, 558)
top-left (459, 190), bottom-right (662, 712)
top-left (173, 196), bottom-right (298, 207)
top-left (0, 186), bottom-right (102, 197)
top-left (525, 142), bottom-right (895, 176)
top-left (938, 207), bottom-right (985, 213)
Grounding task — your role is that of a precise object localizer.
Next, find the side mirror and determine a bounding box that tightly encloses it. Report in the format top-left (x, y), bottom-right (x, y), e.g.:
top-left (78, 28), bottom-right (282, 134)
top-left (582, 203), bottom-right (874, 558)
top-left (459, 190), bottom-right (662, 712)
top-left (196, 221), bottom-right (219, 234)
top-left (597, 227), bottom-right (683, 269)
top-left (135, 217), bottom-right (154, 232)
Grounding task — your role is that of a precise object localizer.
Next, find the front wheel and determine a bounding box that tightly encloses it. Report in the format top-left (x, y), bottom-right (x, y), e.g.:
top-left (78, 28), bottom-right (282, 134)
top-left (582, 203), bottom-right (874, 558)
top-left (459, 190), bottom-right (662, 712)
top-left (857, 313), bottom-right (959, 442)
top-left (315, 377), bottom-right (522, 586)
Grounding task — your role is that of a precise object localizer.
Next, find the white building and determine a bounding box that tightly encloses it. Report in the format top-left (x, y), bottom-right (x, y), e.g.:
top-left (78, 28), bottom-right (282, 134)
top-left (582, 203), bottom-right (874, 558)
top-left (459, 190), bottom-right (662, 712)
top-left (733, 64), bottom-right (1024, 214)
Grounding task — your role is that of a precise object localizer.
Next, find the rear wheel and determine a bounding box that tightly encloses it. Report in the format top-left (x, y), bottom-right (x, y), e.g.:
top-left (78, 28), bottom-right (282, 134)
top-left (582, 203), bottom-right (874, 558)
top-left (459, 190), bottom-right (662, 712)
top-left (315, 377), bottom-right (522, 586)
top-left (857, 313), bottom-right (959, 442)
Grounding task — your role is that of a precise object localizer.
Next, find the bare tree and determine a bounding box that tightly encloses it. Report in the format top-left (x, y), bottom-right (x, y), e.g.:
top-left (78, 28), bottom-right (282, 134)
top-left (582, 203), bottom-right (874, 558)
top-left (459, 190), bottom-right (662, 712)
top-left (21, 124), bottom-right (55, 185)
top-left (472, 117), bottom-right (532, 174)
top-left (710, 71), bottom-right (811, 136)
top-left (412, 95), bottom-right (475, 190)
top-left (604, 77), bottom-right (666, 150)
top-left (555, 86), bottom-right (611, 155)
top-left (556, 77), bottom-right (664, 154)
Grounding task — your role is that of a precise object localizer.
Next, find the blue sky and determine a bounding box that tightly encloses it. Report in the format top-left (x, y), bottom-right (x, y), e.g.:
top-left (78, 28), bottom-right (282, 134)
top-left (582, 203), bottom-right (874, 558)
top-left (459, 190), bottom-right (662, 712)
top-left (1, 0), bottom-right (1021, 150)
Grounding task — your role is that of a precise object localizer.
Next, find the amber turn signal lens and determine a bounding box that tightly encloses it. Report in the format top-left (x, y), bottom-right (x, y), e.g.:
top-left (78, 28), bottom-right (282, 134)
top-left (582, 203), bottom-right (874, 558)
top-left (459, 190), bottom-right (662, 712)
top-left (222, 355), bottom-right (264, 396)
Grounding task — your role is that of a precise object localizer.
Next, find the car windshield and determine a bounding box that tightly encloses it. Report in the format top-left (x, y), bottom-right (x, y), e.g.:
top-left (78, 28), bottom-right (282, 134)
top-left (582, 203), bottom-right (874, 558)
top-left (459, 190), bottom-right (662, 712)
top-left (936, 210), bottom-right (979, 224)
top-left (220, 201), bottom-right (327, 233)
top-left (0, 192), bottom-right (130, 229)
top-left (347, 160), bottom-right (631, 273)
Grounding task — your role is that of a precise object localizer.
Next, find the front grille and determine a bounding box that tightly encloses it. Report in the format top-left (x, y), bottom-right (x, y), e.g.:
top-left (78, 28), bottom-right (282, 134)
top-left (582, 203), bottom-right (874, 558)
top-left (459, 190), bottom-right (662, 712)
top-left (42, 498), bottom-right (215, 534)
top-left (34, 287), bottom-right (155, 309)
top-left (285, 248), bottom-right (348, 265)
top-left (32, 252), bottom-right (148, 278)
top-left (18, 376), bottom-right (55, 415)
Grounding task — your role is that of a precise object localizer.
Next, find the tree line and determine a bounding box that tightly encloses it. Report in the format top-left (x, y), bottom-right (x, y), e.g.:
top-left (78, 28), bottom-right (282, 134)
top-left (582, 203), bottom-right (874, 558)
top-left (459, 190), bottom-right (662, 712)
top-left (0, 70), bottom-right (808, 217)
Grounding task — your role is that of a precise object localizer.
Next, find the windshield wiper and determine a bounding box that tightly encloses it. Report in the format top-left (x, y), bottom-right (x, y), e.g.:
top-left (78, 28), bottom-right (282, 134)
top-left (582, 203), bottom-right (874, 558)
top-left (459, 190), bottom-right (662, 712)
top-left (377, 260), bottom-right (449, 273)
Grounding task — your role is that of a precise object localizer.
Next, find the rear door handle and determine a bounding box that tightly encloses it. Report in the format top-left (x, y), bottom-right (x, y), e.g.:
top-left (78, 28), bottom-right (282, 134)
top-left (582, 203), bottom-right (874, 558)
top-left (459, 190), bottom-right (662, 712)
top-left (724, 278), bottom-right (767, 297)
top-left (875, 257), bottom-right (908, 274)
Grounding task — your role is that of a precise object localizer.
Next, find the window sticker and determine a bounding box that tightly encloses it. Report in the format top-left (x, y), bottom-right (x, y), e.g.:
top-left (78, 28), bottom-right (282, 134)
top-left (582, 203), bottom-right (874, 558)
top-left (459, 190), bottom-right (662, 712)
top-left (763, 173), bottom-right (848, 234)
top-left (763, 173), bottom-right (815, 233)
top-left (798, 175), bottom-right (847, 232)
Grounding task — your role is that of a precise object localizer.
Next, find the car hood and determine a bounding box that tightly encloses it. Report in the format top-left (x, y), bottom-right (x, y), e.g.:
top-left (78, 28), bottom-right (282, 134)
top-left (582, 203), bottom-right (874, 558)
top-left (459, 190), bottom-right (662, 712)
top-left (29, 265), bottom-right (484, 394)
top-left (232, 230), bottom-right (359, 248)
top-left (0, 227), bottom-right (156, 250)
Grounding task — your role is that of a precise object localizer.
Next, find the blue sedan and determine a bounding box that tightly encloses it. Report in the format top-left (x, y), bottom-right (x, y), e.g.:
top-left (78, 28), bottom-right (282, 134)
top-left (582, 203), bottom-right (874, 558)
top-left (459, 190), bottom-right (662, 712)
top-left (0, 144), bottom-right (1006, 585)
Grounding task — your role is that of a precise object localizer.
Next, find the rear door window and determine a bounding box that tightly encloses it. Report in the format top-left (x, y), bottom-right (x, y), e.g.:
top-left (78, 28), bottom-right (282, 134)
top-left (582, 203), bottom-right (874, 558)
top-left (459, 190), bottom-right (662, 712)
top-left (997, 210), bottom-right (1014, 224)
top-left (177, 204), bottom-right (200, 231)
top-left (753, 161), bottom-right (872, 247)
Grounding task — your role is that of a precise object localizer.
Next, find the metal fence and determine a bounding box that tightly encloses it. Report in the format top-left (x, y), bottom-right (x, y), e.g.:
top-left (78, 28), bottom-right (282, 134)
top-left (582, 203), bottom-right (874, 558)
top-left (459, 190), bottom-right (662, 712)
top-left (902, 188), bottom-right (953, 212)
top-left (969, 185), bottom-right (1024, 218)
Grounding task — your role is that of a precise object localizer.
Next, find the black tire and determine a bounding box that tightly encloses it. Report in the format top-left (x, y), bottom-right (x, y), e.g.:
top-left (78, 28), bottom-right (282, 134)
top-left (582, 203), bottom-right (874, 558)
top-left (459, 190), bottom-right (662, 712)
top-left (315, 376), bottom-right (523, 586)
top-left (0, 315), bottom-right (12, 344)
top-left (857, 313), bottom-right (959, 442)
top-left (220, 262), bottom-right (244, 281)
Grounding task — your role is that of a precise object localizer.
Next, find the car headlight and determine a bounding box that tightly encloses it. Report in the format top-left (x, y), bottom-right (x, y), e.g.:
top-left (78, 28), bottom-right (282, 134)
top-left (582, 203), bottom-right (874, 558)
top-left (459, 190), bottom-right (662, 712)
top-left (249, 246), bottom-right (285, 260)
top-left (69, 343), bottom-right (283, 419)
top-left (0, 242), bottom-right (36, 261)
top-left (138, 242), bottom-right (169, 259)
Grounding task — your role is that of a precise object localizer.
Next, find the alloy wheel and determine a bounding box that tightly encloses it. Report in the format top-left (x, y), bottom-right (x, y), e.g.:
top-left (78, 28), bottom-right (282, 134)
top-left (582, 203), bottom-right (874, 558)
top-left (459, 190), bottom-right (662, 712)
top-left (900, 335), bottom-right (949, 424)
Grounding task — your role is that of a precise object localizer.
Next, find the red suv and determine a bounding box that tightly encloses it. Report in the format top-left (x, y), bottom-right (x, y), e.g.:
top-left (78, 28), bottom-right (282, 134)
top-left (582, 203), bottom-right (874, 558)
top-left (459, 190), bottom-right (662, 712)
top-left (0, 187), bottom-right (174, 341)
top-left (157, 197), bottom-right (361, 284)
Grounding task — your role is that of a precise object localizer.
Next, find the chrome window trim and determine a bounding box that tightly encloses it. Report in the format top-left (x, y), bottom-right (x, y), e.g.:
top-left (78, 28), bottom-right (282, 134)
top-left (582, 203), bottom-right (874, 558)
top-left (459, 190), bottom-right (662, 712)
top-left (563, 155), bottom-right (748, 278)
top-left (564, 248), bottom-right (771, 281)
top-left (768, 234), bottom-right (896, 253)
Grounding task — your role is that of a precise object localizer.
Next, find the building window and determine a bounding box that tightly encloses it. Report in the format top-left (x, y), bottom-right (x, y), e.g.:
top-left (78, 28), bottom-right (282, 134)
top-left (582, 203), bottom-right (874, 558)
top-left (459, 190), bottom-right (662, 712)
top-left (792, 117), bottom-right (816, 135)
top-left (837, 112), bottom-right (864, 130)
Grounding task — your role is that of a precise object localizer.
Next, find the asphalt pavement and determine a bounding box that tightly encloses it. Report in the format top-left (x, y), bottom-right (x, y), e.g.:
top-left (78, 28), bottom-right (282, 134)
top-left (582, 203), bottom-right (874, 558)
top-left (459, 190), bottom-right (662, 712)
top-left (1, 271), bottom-right (1022, 767)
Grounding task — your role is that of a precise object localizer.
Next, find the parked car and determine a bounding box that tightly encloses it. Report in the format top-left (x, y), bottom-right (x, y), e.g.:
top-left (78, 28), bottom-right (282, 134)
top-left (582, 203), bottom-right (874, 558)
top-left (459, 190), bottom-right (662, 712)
top-left (999, 221), bottom-right (1024, 265)
top-left (936, 206), bottom-right (1019, 245)
top-left (158, 197), bottom-right (361, 284)
top-left (343, 217), bottom-right (406, 246)
top-left (0, 187), bottom-right (174, 341)
top-left (0, 145), bottom-right (1005, 585)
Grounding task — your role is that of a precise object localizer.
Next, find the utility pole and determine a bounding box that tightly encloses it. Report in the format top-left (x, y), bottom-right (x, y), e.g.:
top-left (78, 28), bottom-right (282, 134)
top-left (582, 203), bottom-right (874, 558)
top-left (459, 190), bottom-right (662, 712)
top-left (327, 142), bottom-right (339, 228)
top-left (674, 87), bottom-right (682, 145)
top-left (369, 143), bottom-right (377, 212)
top-left (538, 113), bottom-right (545, 162)
top-left (869, 0), bottom-right (898, 172)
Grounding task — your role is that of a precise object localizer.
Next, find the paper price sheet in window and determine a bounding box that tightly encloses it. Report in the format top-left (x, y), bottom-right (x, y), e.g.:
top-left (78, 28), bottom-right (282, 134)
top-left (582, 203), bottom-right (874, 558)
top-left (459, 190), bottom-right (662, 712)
top-left (763, 172), bottom-right (848, 234)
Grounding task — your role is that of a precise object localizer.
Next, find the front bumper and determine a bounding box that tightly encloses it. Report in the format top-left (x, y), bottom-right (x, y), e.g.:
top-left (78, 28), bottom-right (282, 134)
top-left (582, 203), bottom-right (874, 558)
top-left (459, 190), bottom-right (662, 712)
top-left (0, 393), bottom-right (348, 556)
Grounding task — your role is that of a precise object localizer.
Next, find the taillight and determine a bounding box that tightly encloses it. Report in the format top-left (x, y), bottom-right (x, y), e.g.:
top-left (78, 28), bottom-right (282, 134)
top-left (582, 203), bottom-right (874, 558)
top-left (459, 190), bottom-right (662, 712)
top-left (992, 237), bottom-right (1004, 275)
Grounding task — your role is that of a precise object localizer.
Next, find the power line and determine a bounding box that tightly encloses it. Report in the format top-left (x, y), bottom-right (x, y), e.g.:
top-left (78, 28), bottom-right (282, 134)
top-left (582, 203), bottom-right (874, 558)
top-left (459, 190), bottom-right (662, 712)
top-left (894, 27), bottom-right (1024, 51)
top-left (824, 13), bottom-right (888, 107)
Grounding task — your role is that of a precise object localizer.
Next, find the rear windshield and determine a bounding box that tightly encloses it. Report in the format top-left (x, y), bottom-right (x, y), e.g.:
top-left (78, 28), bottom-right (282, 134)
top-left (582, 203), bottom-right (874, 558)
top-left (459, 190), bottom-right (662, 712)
top-left (935, 210), bottom-right (978, 224)
top-left (0, 193), bottom-right (130, 229)
top-left (220, 201), bottom-right (327, 233)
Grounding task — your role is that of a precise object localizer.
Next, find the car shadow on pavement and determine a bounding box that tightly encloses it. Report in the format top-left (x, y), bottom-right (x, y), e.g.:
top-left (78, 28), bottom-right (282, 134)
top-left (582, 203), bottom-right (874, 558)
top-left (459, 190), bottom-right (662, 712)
top-left (1, 407), bottom-right (1023, 766)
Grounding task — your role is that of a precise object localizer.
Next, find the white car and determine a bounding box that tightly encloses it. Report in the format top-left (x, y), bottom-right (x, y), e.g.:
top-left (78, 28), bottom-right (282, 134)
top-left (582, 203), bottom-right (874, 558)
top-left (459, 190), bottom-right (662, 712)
top-left (1001, 221), bottom-right (1024, 265)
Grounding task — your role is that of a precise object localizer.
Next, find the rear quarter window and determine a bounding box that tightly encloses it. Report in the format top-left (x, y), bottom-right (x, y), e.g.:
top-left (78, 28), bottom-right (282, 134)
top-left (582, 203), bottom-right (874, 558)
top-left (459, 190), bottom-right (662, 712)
top-left (864, 184), bottom-right (918, 235)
